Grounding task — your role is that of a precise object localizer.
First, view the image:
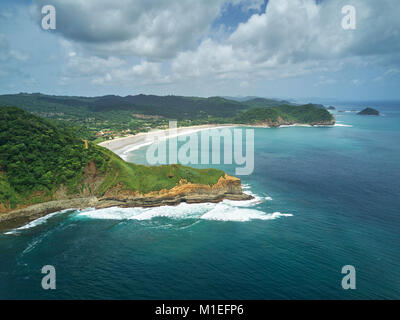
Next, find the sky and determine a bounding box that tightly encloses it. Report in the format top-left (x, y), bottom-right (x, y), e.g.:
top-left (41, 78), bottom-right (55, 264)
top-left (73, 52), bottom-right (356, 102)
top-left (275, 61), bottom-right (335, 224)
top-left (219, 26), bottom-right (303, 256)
top-left (0, 0), bottom-right (400, 101)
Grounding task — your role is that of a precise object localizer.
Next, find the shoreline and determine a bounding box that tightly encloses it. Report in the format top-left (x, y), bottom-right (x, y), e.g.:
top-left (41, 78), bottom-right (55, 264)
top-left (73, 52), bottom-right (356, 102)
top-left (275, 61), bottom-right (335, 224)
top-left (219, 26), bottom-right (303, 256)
top-left (98, 122), bottom-right (336, 158)
top-left (1, 191), bottom-right (253, 233)
top-left (98, 124), bottom-right (237, 159)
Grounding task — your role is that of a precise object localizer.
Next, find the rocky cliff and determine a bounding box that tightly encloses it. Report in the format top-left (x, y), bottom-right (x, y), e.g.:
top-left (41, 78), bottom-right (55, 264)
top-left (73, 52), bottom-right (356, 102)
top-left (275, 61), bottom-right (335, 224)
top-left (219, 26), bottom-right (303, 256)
top-left (98, 174), bottom-right (252, 208)
top-left (0, 174), bottom-right (252, 230)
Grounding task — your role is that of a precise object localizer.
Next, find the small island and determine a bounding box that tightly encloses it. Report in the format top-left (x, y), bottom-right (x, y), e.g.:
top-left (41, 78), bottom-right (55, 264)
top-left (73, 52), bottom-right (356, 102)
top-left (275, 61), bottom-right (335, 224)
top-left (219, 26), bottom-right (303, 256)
top-left (327, 106), bottom-right (336, 110)
top-left (357, 108), bottom-right (380, 116)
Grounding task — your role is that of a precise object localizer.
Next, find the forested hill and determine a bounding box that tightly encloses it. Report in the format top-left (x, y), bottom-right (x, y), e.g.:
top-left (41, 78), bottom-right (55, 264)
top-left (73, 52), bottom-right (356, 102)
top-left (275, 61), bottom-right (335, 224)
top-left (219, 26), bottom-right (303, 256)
top-left (0, 93), bottom-right (250, 120)
top-left (233, 104), bottom-right (335, 126)
top-left (0, 107), bottom-right (225, 212)
top-left (224, 96), bottom-right (292, 107)
top-left (0, 93), bottom-right (334, 142)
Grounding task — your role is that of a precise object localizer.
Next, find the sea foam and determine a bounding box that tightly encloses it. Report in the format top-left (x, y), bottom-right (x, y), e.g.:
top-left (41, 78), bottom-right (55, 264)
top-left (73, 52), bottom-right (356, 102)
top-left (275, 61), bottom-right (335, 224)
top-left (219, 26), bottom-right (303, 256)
top-left (4, 187), bottom-right (290, 235)
top-left (76, 187), bottom-right (291, 223)
top-left (334, 123), bottom-right (353, 127)
top-left (4, 209), bottom-right (75, 235)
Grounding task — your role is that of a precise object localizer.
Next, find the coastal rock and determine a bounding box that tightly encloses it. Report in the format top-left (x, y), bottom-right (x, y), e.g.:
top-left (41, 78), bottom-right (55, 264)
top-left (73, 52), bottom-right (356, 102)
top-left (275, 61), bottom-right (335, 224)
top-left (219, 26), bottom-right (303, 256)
top-left (100, 174), bottom-right (253, 208)
top-left (357, 108), bottom-right (380, 116)
top-left (0, 175), bottom-right (252, 230)
top-left (0, 197), bottom-right (98, 230)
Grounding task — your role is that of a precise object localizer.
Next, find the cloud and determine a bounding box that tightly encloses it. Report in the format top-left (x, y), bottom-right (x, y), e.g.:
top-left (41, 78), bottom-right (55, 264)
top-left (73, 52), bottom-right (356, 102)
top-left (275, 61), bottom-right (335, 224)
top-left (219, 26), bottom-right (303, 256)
top-left (0, 9), bottom-right (14, 20)
top-left (92, 60), bottom-right (169, 86)
top-left (0, 33), bottom-right (29, 62)
top-left (31, 0), bottom-right (230, 60)
top-left (351, 79), bottom-right (363, 86)
top-left (65, 54), bottom-right (126, 78)
top-left (314, 76), bottom-right (337, 87)
top-left (373, 68), bottom-right (400, 82)
top-left (31, 0), bottom-right (269, 60)
top-left (170, 0), bottom-right (400, 84)
top-left (23, 0), bottom-right (400, 98)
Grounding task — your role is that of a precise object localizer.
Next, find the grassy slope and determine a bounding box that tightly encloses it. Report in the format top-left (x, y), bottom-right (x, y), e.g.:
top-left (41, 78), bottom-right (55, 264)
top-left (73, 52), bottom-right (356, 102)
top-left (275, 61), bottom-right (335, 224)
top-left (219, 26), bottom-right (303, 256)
top-left (97, 147), bottom-right (224, 195)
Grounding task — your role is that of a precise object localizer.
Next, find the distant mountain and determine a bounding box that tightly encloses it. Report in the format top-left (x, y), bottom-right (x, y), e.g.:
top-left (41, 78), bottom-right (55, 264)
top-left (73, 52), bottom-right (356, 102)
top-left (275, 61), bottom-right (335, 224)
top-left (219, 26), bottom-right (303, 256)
top-left (0, 93), bottom-right (336, 142)
top-left (0, 93), bottom-right (249, 120)
top-left (222, 96), bottom-right (260, 102)
top-left (222, 96), bottom-right (291, 106)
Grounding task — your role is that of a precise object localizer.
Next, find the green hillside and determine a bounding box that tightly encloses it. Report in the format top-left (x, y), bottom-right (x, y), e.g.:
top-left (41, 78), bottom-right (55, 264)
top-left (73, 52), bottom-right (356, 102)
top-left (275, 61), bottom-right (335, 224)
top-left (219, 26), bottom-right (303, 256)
top-left (236, 97), bottom-right (291, 108)
top-left (0, 93), bottom-right (252, 141)
top-left (0, 107), bottom-right (224, 212)
top-left (0, 93), bottom-right (335, 142)
top-left (0, 93), bottom-right (248, 120)
top-left (233, 104), bottom-right (335, 125)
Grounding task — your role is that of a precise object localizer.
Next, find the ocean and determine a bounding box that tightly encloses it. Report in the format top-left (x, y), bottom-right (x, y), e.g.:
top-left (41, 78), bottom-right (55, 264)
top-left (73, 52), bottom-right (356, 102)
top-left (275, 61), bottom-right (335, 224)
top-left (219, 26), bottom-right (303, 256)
top-left (1, 101), bottom-right (399, 299)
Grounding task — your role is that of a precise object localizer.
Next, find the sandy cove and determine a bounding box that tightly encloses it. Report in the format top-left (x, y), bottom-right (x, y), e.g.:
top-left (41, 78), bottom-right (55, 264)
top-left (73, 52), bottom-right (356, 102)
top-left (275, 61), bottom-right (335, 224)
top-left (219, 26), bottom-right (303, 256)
top-left (98, 124), bottom-right (237, 159)
top-left (98, 122), bottom-right (336, 158)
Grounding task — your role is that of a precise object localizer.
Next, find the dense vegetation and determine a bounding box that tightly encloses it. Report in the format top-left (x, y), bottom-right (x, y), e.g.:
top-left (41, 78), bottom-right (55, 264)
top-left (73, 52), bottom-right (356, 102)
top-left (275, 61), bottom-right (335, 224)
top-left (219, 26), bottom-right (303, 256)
top-left (232, 97), bottom-right (291, 108)
top-left (0, 93), bottom-right (251, 141)
top-left (0, 93), bottom-right (288, 140)
top-left (233, 104), bottom-right (335, 125)
top-left (0, 93), bottom-right (334, 143)
top-left (0, 107), bottom-right (107, 203)
top-left (0, 107), bottom-right (224, 211)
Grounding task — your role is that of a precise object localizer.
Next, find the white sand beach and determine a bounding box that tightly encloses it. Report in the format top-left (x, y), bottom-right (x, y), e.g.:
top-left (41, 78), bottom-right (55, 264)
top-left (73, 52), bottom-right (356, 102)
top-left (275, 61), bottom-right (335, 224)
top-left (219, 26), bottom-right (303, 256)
top-left (98, 124), bottom-right (236, 159)
top-left (98, 122), bottom-right (339, 160)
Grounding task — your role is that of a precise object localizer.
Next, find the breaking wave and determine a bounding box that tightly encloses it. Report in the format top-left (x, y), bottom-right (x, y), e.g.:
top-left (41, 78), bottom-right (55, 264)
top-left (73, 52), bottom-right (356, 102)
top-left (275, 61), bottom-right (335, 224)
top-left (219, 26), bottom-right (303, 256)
top-left (4, 209), bottom-right (75, 235)
top-left (4, 186), bottom-right (291, 235)
top-left (334, 123), bottom-right (353, 127)
top-left (76, 187), bottom-right (291, 223)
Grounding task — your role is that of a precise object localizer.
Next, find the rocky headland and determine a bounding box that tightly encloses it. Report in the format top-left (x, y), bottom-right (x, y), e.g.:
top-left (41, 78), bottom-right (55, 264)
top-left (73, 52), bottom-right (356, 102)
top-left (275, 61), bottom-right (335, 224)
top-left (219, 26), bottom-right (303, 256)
top-left (0, 174), bottom-right (252, 230)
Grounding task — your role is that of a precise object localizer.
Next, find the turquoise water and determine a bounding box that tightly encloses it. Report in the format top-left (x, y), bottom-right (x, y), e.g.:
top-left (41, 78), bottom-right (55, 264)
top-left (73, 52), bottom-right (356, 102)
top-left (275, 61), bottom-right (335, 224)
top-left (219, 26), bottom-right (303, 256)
top-left (1, 102), bottom-right (399, 299)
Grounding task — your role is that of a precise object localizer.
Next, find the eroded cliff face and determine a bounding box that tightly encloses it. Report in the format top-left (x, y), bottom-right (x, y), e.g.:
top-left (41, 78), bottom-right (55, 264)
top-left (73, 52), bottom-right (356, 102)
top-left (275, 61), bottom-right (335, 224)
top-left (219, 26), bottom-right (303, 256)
top-left (0, 174), bottom-right (252, 229)
top-left (99, 174), bottom-right (252, 208)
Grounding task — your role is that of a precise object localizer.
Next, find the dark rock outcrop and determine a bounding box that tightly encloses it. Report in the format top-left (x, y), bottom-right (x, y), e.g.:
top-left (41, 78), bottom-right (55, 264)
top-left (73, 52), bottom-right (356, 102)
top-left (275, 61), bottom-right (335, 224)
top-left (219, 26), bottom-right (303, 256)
top-left (99, 174), bottom-right (252, 207)
top-left (358, 108), bottom-right (380, 116)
